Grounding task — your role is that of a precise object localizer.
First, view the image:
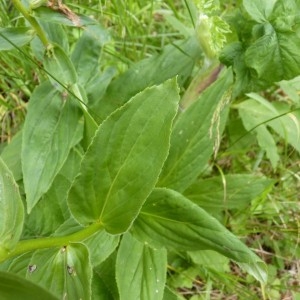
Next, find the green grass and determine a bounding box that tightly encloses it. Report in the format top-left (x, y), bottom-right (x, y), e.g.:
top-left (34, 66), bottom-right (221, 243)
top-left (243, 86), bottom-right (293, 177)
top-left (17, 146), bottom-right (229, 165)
top-left (0, 1), bottom-right (299, 299)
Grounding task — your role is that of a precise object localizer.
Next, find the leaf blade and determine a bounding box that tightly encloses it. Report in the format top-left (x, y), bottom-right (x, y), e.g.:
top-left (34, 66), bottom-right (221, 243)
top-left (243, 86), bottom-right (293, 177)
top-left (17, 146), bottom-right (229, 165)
top-left (116, 233), bottom-right (167, 300)
top-left (22, 81), bottom-right (82, 212)
top-left (0, 158), bottom-right (24, 257)
top-left (68, 79), bottom-right (180, 233)
top-left (132, 188), bottom-right (267, 282)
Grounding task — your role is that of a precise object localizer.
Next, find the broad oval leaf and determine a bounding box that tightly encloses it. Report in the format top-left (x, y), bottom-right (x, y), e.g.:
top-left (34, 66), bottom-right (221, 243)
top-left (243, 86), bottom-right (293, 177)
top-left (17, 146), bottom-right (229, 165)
top-left (68, 79), bottom-right (180, 234)
top-left (9, 243), bottom-right (92, 300)
top-left (132, 188), bottom-right (267, 282)
top-left (0, 27), bottom-right (34, 51)
top-left (0, 271), bottom-right (58, 300)
top-left (116, 233), bottom-right (167, 300)
top-left (0, 158), bottom-right (24, 258)
top-left (22, 81), bottom-right (82, 212)
top-left (157, 68), bottom-right (233, 192)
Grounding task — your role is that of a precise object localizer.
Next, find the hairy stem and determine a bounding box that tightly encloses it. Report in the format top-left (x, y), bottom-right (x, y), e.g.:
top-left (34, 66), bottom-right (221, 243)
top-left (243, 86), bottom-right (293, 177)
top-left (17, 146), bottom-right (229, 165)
top-left (12, 0), bottom-right (49, 46)
top-left (0, 222), bottom-right (104, 262)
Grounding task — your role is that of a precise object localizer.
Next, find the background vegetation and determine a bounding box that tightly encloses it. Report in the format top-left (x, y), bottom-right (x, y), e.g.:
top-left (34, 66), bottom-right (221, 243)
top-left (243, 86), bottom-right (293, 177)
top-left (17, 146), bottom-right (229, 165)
top-left (0, 0), bottom-right (299, 299)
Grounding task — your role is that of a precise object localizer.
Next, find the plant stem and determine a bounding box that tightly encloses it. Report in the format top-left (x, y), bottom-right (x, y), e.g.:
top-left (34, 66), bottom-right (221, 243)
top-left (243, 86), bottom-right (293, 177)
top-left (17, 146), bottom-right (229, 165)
top-left (12, 0), bottom-right (49, 47)
top-left (180, 60), bottom-right (222, 110)
top-left (1, 222), bottom-right (104, 262)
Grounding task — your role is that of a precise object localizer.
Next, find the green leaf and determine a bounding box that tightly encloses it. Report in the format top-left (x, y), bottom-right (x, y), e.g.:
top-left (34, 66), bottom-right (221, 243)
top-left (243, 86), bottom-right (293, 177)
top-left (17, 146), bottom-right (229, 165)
top-left (220, 0), bottom-right (300, 96)
top-left (157, 68), bottom-right (233, 192)
top-left (93, 252), bottom-right (119, 300)
top-left (1, 131), bottom-right (23, 181)
top-left (188, 250), bottom-right (230, 272)
top-left (132, 188), bottom-right (267, 282)
top-left (94, 37), bottom-right (202, 122)
top-left (0, 158), bottom-right (24, 259)
top-left (243, 0), bottom-right (276, 23)
top-left (116, 233), bottom-right (167, 300)
top-left (68, 79), bottom-right (180, 234)
top-left (22, 81), bottom-right (82, 212)
top-left (237, 94), bottom-right (300, 167)
top-left (0, 271), bottom-right (58, 300)
top-left (71, 24), bottom-right (110, 86)
top-left (23, 148), bottom-right (82, 238)
top-left (21, 244), bottom-right (91, 300)
top-left (0, 27), bottom-right (34, 51)
top-left (44, 44), bottom-right (77, 89)
top-left (184, 174), bottom-right (275, 214)
top-left (84, 231), bottom-right (119, 267)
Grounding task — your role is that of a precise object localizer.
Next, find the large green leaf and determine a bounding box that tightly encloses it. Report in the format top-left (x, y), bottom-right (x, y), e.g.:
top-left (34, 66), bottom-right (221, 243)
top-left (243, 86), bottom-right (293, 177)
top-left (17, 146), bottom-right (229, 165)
top-left (157, 68), bottom-right (233, 192)
top-left (8, 244), bottom-right (92, 300)
top-left (116, 233), bottom-right (167, 300)
top-left (22, 81), bottom-right (82, 212)
top-left (0, 158), bottom-right (24, 260)
top-left (184, 174), bottom-right (275, 215)
top-left (0, 271), bottom-right (58, 300)
top-left (68, 79), bottom-right (180, 234)
top-left (132, 188), bottom-right (267, 282)
top-left (94, 36), bottom-right (202, 122)
top-left (0, 27), bottom-right (34, 51)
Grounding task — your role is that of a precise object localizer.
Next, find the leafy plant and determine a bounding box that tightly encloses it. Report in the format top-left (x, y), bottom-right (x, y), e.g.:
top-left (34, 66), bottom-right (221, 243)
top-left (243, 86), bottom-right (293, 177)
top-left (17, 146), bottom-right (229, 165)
top-left (0, 0), bottom-right (300, 299)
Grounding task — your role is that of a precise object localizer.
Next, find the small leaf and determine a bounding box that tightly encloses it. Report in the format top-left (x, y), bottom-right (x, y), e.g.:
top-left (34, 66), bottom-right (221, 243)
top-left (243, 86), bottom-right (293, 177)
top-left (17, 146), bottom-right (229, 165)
top-left (93, 252), bottom-right (119, 300)
top-left (243, 0), bottom-right (276, 23)
top-left (0, 27), bottom-right (34, 51)
top-left (23, 148), bottom-right (83, 238)
top-left (68, 79), bottom-right (180, 234)
top-left (84, 231), bottom-right (119, 267)
top-left (71, 24), bottom-right (110, 86)
top-left (132, 188), bottom-right (267, 282)
top-left (0, 158), bottom-right (24, 258)
top-left (1, 131), bottom-right (23, 181)
top-left (116, 233), bottom-right (167, 300)
top-left (0, 271), bottom-right (58, 300)
top-left (157, 68), bottom-right (233, 192)
top-left (43, 44), bottom-right (77, 89)
top-left (184, 174), bottom-right (275, 214)
top-left (22, 81), bottom-right (82, 212)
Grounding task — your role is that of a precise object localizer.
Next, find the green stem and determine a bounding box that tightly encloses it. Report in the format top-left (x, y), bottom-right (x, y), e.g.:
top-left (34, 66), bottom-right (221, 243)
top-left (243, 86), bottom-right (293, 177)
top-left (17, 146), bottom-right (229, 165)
top-left (180, 60), bottom-right (221, 110)
top-left (2, 222), bottom-right (103, 262)
top-left (12, 0), bottom-right (49, 47)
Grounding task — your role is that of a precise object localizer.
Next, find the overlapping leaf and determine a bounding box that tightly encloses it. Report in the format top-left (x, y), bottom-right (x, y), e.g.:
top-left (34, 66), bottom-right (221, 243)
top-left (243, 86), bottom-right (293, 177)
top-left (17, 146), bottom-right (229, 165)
top-left (8, 244), bottom-right (92, 300)
top-left (184, 174), bottom-right (274, 215)
top-left (116, 233), bottom-right (167, 300)
top-left (22, 81), bottom-right (82, 212)
top-left (0, 159), bottom-right (24, 260)
top-left (94, 37), bottom-right (202, 122)
top-left (68, 79), bottom-right (180, 233)
top-left (132, 188), bottom-right (267, 282)
top-left (0, 27), bottom-right (34, 50)
top-left (0, 271), bottom-right (58, 300)
top-left (158, 68), bottom-right (233, 192)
